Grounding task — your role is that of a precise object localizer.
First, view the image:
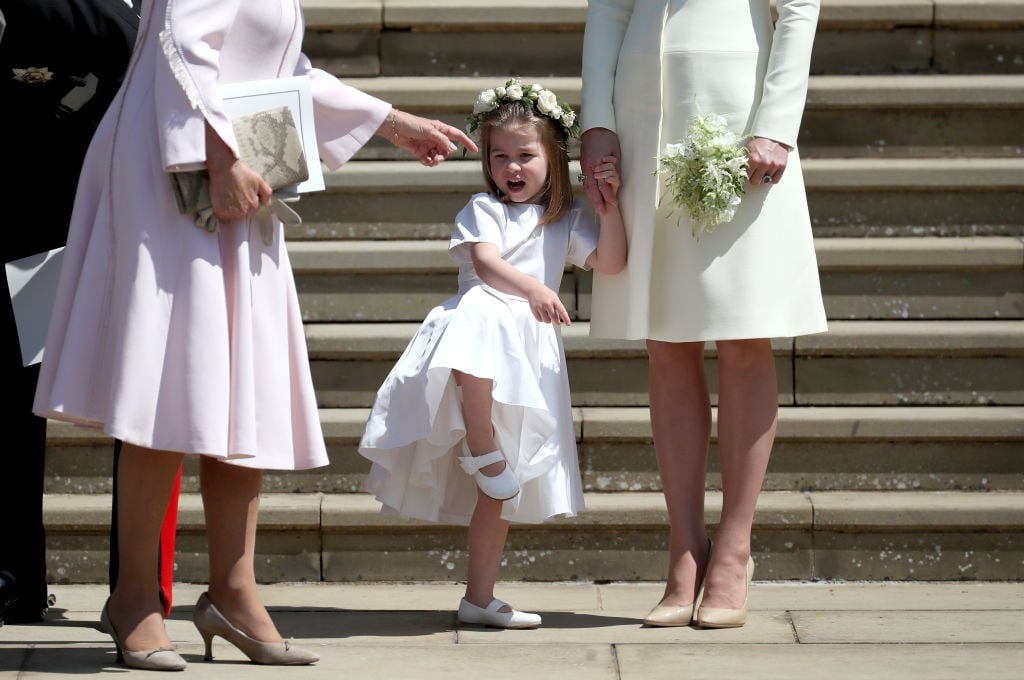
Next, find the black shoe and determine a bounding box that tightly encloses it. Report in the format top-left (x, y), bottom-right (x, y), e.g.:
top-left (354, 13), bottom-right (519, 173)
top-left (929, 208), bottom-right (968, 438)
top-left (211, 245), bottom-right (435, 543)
top-left (0, 571), bottom-right (52, 625)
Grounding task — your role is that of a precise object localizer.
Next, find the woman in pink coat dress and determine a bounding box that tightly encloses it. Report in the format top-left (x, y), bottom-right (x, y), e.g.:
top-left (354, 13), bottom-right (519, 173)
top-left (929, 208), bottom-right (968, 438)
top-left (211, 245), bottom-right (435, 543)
top-left (32, 0), bottom-right (475, 670)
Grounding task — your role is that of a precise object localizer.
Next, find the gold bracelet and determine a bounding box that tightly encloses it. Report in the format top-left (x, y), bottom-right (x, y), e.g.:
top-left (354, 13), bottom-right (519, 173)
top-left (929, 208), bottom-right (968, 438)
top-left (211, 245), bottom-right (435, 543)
top-left (390, 112), bottom-right (399, 142)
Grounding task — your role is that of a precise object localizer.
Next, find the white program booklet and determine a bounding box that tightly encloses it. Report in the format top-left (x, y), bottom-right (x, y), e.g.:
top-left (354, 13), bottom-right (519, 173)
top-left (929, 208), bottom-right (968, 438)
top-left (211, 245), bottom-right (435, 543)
top-left (219, 75), bottom-right (324, 193)
top-left (5, 247), bottom-right (65, 366)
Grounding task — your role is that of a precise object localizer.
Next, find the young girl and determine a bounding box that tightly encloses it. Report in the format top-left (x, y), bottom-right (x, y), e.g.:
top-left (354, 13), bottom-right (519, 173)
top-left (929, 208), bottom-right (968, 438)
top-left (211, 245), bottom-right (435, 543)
top-left (358, 79), bottom-right (626, 629)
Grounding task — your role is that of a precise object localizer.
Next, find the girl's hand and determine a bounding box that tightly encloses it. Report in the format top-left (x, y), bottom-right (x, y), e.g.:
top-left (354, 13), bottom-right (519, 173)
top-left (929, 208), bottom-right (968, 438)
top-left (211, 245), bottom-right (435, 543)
top-left (525, 281), bottom-right (572, 326)
top-left (746, 136), bottom-right (789, 186)
top-left (205, 123), bottom-right (271, 221)
top-left (591, 155), bottom-right (621, 207)
top-left (580, 128), bottom-right (621, 214)
top-left (381, 108), bottom-right (479, 166)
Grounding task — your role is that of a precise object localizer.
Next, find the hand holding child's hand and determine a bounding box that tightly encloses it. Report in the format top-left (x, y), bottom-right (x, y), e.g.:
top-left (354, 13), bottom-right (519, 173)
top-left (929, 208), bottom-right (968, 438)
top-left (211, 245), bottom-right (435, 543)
top-left (591, 156), bottom-right (621, 207)
top-left (526, 282), bottom-right (572, 326)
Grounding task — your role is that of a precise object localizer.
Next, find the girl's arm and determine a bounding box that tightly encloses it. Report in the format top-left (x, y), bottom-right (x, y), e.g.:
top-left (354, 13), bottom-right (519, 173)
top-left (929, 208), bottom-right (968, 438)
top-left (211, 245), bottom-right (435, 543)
top-left (470, 244), bottom-right (572, 326)
top-left (585, 156), bottom-right (628, 275)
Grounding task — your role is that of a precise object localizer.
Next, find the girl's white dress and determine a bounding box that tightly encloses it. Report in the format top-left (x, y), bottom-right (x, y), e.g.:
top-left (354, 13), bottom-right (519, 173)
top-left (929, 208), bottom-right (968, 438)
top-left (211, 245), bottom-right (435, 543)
top-left (358, 193), bottom-right (599, 525)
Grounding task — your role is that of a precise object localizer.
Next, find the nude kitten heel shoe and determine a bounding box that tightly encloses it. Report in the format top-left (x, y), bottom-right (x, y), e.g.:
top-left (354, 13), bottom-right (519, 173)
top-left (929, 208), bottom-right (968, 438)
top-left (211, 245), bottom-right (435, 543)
top-left (643, 539), bottom-right (713, 627)
top-left (100, 599), bottom-right (187, 671)
top-left (458, 598), bottom-right (542, 629)
top-left (192, 592), bottom-right (319, 665)
top-left (458, 447), bottom-right (520, 500)
top-left (695, 555), bottom-right (756, 629)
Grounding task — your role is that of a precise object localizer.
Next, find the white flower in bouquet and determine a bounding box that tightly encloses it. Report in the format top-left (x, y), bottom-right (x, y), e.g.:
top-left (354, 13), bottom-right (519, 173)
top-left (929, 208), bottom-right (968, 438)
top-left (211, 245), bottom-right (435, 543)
top-left (658, 111), bottom-right (749, 239)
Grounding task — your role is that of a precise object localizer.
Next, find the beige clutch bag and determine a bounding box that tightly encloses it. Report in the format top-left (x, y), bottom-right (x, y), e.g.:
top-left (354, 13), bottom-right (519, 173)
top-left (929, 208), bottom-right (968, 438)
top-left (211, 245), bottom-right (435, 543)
top-left (170, 106), bottom-right (310, 245)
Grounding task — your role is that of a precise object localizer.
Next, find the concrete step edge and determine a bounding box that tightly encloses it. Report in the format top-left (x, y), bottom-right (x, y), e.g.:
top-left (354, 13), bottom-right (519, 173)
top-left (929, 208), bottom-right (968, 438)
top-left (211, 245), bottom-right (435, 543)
top-left (302, 320), bottom-right (1024, 356)
top-left (322, 158), bottom-right (1024, 191)
top-left (287, 236), bottom-right (1024, 271)
top-left (299, 0), bottom-right (1024, 29)
top-left (44, 405), bottom-right (1024, 445)
top-left (346, 74), bottom-right (1024, 110)
top-left (42, 489), bottom-right (1024, 532)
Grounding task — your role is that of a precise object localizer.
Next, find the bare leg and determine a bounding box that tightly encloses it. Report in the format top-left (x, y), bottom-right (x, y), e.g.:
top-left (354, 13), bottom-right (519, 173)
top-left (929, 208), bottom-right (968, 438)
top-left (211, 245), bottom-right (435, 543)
top-left (453, 370), bottom-right (505, 477)
top-left (200, 456), bottom-right (282, 642)
top-left (647, 340), bottom-right (713, 607)
top-left (701, 338), bottom-right (778, 609)
top-left (463, 492), bottom-right (511, 611)
top-left (107, 443), bottom-right (183, 651)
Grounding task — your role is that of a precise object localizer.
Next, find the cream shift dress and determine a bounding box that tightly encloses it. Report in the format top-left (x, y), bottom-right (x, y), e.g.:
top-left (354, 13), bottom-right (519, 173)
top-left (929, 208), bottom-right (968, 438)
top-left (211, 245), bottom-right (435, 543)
top-left (582, 0), bottom-right (827, 342)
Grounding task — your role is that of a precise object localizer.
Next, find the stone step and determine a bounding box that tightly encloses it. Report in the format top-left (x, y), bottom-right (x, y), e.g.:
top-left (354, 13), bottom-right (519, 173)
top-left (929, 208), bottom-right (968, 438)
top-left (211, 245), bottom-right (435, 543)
top-left (344, 75), bottom-right (1024, 160)
top-left (42, 488), bottom-right (1024, 583)
top-left (287, 237), bottom-right (1024, 322)
top-left (298, 319), bottom-right (1024, 408)
top-left (299, 0), bottom-right (1024, 76)
top-left (287, 157), bottom-right (1024, 240)
top-left (43, 406), bottom-right (1024, 495)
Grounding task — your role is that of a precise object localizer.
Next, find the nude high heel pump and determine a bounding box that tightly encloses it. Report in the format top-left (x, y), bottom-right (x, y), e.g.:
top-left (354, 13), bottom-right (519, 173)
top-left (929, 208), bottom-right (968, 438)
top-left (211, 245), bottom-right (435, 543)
top-left (642, 539), bottom-right (712, 627)
top-left (695, 555), bottom-right (756, 629)
top-left (99, 599), bottom-right (187, 671)
top-left (192, 592), bottom-right (319, 665)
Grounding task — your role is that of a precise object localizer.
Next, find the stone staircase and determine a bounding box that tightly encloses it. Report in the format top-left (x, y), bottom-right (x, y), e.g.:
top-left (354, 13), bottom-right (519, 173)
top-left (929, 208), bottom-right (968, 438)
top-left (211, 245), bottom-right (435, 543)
top-left (42, 0), bottom-right (1024, 585)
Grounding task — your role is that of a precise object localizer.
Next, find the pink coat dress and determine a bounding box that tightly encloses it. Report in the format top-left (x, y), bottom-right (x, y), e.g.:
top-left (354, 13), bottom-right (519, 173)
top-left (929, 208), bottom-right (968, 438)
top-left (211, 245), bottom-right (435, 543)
top-left (32, 0), bottom-right (390, 469)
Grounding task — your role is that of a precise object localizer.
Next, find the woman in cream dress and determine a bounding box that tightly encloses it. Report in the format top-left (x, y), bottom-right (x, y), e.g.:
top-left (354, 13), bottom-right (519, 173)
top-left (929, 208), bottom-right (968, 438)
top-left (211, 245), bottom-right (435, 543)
top-left (580, 0), bottom-right (826, 627)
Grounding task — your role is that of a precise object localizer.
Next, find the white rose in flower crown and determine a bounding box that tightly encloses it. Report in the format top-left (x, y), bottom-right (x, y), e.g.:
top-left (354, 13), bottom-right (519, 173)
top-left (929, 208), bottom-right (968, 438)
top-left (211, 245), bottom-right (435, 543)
top-left (506, 83), bottom-right (524, 100)
top-left (495, 86), bottom-right (507, 98)
top-left (474, 89), bottom-right (497, 113)
top-left (536, 89), bottom-right (558, 115)
top-left (562, 110), bottom-right (576, 127)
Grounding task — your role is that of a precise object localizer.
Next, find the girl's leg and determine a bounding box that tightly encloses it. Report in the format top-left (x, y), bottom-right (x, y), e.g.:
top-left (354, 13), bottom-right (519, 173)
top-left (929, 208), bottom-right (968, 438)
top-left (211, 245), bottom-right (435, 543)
top-left (199, 456), bottom-right (282, 642)
top-left (646, 340), bottom-right (713, 607)
top-left (463, 492), bottom-right (511, 609)
top-left (453, 370), bottom-right (505, 478)
top-left (700, 338), bottom-right (778, 610)
top-left (106, 443), bottom-right (184, 651)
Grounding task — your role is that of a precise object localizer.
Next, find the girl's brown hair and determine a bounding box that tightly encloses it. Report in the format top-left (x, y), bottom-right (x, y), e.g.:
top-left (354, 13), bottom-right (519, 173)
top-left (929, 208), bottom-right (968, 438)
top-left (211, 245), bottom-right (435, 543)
top-left (477, 101), bottom-right (574, 225)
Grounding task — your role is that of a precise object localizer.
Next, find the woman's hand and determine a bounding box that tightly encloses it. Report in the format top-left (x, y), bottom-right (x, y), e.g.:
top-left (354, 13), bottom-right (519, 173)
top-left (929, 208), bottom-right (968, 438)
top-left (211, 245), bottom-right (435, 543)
top-left (580, 127), bottom-right (622, 214)
top-left (205, 123), bottom-right (271, 221)
top-left (746, 137), bottom-right (790, 187)
top-left (381, 108), bottom-right (479, 166)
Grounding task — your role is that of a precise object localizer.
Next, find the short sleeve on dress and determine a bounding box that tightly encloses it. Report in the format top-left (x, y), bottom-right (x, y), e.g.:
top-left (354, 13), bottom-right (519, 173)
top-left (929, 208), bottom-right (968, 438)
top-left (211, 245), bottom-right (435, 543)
top-left (449, 193), bottom-right (505, 263)
top-left (566, 202), bottom-right (600, 270)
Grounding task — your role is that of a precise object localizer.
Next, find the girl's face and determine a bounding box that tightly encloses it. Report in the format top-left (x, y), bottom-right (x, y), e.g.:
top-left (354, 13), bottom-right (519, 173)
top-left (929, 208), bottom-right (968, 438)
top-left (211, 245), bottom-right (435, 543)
top-left (488, 124), bottom-right (549, 205)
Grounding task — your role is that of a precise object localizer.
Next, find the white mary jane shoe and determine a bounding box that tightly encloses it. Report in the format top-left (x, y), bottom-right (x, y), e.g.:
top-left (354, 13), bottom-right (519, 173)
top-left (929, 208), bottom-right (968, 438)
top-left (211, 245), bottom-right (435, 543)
top-left (458, 449), bottom-right (520, 500)
top-left (458, 598), bottom-right (541, 629)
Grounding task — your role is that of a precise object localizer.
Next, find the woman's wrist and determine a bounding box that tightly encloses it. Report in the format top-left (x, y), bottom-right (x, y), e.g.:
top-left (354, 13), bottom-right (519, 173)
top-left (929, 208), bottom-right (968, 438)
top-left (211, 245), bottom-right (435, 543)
top-left (377, 108), bottom-right (400, 142)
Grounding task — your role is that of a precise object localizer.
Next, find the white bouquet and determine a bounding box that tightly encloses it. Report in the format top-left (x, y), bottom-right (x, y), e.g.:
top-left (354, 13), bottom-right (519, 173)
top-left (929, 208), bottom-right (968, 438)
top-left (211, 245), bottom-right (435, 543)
top-left (658, 112), bottom-right (749, 239)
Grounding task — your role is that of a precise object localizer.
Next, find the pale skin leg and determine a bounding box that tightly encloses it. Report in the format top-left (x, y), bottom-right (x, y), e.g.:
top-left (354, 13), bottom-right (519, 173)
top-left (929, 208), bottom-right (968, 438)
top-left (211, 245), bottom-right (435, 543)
top-left (106, 443), bottom-right (184, 651)
top-left (646, 337), bottom-right (777, 609)
top-left (106, 444), bottom-right (284, 650)
top-left (700, 338), bottom-right (778, 610)
top-left (646, 340), bottom-right (713, 607)
top-left (464, 493), bottom-right (511, 609)
top-left (453, 369), bottom-right (514, 611)
top-left (200, 457), bottom-right (283, 642)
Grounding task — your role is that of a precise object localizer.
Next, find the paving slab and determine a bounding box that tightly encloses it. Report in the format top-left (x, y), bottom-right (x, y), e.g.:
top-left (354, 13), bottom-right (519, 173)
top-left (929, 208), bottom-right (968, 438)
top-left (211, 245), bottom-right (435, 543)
top-left (4, 582), bottom-right (1024, 679)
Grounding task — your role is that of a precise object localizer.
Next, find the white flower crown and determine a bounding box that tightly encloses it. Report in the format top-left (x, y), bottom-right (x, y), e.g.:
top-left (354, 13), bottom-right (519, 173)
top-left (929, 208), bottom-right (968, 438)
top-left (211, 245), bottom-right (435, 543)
top-left (466, 78), bottom-right (580, 141)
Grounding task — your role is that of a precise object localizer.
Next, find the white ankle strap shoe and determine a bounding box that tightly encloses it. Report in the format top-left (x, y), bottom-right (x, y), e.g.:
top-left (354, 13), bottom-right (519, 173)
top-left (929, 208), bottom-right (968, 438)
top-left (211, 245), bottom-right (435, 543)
top-left (458, 449), bottom-right (520, 500)
top-left (458, 598), bottom-right (541, 629)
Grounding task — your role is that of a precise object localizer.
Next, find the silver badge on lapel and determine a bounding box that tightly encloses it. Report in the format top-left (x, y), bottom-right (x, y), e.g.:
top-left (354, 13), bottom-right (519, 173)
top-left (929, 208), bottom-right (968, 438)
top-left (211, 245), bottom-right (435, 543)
top-left (13, 66), bottom-right (54, 83)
